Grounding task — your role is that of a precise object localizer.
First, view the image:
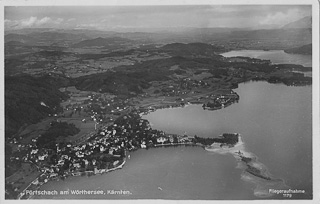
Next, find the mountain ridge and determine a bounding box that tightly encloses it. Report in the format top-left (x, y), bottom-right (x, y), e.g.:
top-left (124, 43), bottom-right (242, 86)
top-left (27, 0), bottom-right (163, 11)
top-left (282, 16), bottom-right (312, 29)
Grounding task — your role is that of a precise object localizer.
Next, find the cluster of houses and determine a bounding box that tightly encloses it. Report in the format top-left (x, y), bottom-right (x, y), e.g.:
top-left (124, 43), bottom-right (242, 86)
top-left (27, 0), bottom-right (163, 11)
top-left (13, 109), bottom-right (199, 199)
top-left (158, 78), bottom-right (210, 97)
top-left (80, 94), bottom-right (133, 125)
top-left (10, 104), bottom-right (240, 200)
top-left (96, 111), bottom-right (195, 150)
top-left (59, 86), bottom-right (134, 127)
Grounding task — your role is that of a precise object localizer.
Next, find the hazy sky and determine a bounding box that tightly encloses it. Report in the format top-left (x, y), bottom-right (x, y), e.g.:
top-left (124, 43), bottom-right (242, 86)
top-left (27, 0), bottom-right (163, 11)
top-left (4, 5), bottom-right (312, 31)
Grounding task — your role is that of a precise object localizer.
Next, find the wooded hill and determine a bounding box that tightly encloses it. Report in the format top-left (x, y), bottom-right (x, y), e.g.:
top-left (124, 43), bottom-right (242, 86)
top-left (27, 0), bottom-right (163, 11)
top-left (5, 74), bottom-right (69, 139)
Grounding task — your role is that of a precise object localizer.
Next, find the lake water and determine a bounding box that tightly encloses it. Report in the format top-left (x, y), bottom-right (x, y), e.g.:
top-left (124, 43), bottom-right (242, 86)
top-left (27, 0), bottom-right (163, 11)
top-left (221, 50), bottom-right (312, 67)
top-left (143, 82), bottom-right (312, 199)
top-left (36, 81), bottom-right (312, 200)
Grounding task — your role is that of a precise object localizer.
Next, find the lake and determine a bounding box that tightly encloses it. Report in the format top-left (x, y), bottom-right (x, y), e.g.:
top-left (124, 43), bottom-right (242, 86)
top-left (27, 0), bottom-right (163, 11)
top-left (143, 81), bottom-right (312, 199)
top-left (35, 81), bottom-right (312, 199)
top-left (221, 50), bottom-right (312, 67)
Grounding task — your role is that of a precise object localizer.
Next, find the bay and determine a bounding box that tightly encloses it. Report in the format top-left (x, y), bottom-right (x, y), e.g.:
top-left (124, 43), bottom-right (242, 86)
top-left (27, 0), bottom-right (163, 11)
top-left (143, 81), bottom-right (312, 199)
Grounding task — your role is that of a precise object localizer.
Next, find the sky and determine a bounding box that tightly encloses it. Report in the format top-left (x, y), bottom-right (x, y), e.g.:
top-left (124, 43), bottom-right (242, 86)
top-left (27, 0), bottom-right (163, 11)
top-left (4, 5), bottom-right (312, 31)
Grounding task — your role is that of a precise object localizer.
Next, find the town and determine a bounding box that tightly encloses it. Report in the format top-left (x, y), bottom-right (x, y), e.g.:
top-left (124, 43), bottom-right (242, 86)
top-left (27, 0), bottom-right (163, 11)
top-left (10, 105), bottom-right (239, 199)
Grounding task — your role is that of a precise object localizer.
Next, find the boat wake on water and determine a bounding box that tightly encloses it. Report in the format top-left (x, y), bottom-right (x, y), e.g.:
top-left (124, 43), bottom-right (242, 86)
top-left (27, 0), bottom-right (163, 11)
top-left (205, 135), bottom-right (289, 198)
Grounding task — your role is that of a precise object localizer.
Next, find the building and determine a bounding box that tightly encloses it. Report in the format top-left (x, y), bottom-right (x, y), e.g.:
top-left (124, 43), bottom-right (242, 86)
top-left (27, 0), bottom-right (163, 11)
top-left (157, 136), bottom-right (168, 144)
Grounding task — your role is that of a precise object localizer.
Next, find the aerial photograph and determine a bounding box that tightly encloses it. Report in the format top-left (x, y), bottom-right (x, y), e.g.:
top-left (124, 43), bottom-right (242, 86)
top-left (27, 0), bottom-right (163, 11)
top-left (2, 0), bottom-right (319, 202)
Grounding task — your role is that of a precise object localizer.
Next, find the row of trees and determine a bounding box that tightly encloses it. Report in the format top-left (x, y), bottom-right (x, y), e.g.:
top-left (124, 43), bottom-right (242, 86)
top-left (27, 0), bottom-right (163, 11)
top-left (193, 133), bottom-right (238, 146)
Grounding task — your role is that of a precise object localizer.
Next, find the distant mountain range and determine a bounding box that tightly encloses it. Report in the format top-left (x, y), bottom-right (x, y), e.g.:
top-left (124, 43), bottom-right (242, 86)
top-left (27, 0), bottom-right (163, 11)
top-left (227, 28), bottom-right (311, 41)
top-left (5, 41), bottom-right (26, 46)
top-left (30, 31), bottom-right (87, 42)
top-left (5, 31), bottom-right (90, 46)
top-left (5, 33), bottom-right (37, 44)
top-left (283, 16), bottom-right (312, 29)
top-left (4, 16), bottom-right (312, 51)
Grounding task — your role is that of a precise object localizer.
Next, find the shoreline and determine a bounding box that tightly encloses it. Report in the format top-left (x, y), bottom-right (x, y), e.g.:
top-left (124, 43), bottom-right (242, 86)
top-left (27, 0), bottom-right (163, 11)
top-left (18, 140), bottom-right (204, 199)
top-left (22, 134), bottom-right (286, 199)
top-left (20, 153), bottom-right (127, 200)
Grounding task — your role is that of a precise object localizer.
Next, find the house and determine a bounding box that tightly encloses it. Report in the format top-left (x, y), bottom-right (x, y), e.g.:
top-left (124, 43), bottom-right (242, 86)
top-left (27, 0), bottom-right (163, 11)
top-left (141, 141), bottom-right (147, 148)
top-left (113, 160), bottom-right (119, 166)
top-left (157, 136), bottom-right (168, 143)
top-left (76, 151), bottom-right (84, 158)
top-left (31, 149), bottom-right (39, 155)
top-left (49, 173), bottom-right (58, 178)
top-left (84, 159), bottom-right (89, 166)
top-left (94, 167), bottom-right (99, 174)
top-left (100, 145), bottom-right (105, 152)
top-left (178, 135), bottom-right (190, 143)
top-left (109, 148), bottom-right (114, 155)
top-left (57, 159), bottom-right (65, 165)
top-left (32, 179), bottom-right (39, 185)
top-left (168, 135), bottom-right (174, 143)
top-left (38, 155), bottom-right (45, 161)
top-left (61, 155), bottom-right (69, 160)
top-left (92, 159), bottom-right (96, 166)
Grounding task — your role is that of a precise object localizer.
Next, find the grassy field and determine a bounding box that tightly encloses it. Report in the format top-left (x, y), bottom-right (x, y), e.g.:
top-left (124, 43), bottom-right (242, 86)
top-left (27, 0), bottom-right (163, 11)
top-left (6, 162), bottom-right (41, 193)
top-left (59, 118), bottom-right (96, 143)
